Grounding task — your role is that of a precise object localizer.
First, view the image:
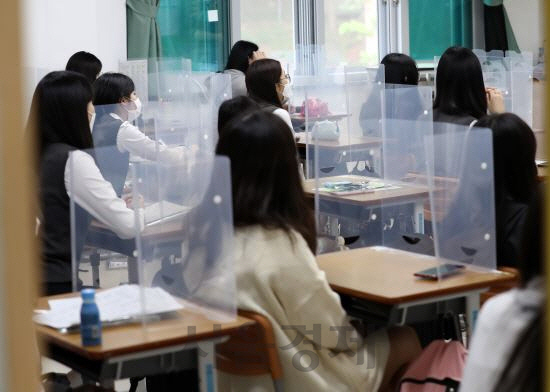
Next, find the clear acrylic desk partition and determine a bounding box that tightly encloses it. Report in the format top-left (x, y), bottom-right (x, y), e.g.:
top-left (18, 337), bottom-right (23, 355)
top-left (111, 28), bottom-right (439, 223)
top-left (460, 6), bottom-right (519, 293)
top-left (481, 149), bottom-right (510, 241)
top-left (152, 72), bottom-right (231, 151)
top-left (69, 146), bottom-right (140, 292)
top-left (427, 125), bottom-right (497, 273)
top-left (292, 68), bottom-right (386, 179)
top-left (91, 103), bottom-right (198, 190)
top-left (70, 150), bottom-right (236, 326)
top-left (473, 51), bottom-right (534, 127)
top-left (311, 115), bottom-right (434, 256)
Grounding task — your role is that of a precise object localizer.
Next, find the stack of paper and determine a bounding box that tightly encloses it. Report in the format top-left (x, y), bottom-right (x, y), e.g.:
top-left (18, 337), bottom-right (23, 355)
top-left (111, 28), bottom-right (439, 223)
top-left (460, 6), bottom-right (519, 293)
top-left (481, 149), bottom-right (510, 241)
top-left (34, 285), bottom-right (183, 330)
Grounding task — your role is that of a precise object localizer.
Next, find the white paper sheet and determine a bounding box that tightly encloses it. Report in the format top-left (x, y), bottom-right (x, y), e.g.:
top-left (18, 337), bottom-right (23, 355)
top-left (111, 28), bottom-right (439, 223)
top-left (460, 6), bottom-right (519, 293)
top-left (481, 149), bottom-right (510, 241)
top-left (34, 285), bottom-right (183, 330)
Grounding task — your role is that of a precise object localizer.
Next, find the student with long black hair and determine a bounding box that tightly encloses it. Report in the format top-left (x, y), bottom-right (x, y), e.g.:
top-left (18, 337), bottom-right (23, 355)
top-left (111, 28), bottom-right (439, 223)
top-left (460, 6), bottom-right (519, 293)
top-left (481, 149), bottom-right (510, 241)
top-left (245, 58), bottom-right (293, 131)
top-left (65, 51), bottom-right (102, 85)
top-left (92, 72), bottom-right (190, 195)
top-left (30, 71), bottom-right (141, 295)
top-left (475, 113), bottom-right (538, 266)
top-left (216, 110), bottom-right (421, 392)
top-left (434, 46), bottom-right (504, 126)
top-left (223, 40), bottom-right (265, 97)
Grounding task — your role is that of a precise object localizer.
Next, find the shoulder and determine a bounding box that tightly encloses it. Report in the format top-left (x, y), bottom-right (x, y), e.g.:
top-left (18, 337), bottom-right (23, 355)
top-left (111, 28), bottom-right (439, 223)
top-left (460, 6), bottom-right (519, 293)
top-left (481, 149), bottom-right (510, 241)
top-left (234, 226), bottom-right (313, 266)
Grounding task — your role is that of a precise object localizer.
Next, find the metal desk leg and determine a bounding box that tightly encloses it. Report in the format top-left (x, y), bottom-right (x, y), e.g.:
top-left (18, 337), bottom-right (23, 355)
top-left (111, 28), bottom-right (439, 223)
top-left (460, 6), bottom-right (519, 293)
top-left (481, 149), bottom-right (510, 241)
top-left (198, 341), bottom-right (217, 392)
top-left (465, 292), bottom-right (481, 337)
top-left (413, 200), bottom-right (424, 234)
top-left (127, 256), bottom-right (138, 284)
top-left (90, 251), bottom-right (101, 288)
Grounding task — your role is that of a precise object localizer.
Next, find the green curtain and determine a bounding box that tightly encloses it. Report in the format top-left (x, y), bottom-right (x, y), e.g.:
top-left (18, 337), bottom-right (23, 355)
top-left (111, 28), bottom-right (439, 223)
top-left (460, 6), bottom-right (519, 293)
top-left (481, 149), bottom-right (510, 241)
top-left (482, 0), bottom-right (519, 52)
top-left (127, 0), bottom-right (162, 59)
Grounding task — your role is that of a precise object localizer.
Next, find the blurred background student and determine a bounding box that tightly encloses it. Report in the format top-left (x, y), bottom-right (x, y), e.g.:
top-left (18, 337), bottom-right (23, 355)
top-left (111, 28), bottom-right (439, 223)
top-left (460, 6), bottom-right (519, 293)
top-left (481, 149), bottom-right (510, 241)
top-left (475, 113), bottom-right (538, 267)
top-left (223, 40), bottom-right (265, 97)
top-left (245, 58), bottom-right (293, 131)
top-left (65, 51), bottom-right (102, 85)
top-left (360, 52), bottom-right (423, 136)
top-left (31, 71), bottom-right (141, 295)
top-left (433, 46), bottom-right (504, 126)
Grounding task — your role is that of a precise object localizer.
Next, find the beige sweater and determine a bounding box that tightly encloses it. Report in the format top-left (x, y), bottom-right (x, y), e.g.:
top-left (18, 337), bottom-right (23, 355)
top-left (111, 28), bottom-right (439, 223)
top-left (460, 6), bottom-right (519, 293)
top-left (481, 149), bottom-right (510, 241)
top-left (219, 226), bottom-right (389, 392)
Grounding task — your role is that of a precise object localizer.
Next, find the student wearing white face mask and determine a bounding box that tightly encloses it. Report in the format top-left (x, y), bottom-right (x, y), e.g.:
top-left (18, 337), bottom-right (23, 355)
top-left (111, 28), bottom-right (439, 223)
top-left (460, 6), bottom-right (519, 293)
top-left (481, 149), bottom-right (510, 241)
top-left (245, 58), bottom-right (294, 133)
top-left (92, 73), bottom-right (192, 195)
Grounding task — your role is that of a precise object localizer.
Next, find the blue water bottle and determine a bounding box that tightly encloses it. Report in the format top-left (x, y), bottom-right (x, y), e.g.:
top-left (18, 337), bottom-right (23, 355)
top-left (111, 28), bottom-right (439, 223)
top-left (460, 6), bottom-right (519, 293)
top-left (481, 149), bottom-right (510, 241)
top-left (80, 289), bottom-right (102, 346)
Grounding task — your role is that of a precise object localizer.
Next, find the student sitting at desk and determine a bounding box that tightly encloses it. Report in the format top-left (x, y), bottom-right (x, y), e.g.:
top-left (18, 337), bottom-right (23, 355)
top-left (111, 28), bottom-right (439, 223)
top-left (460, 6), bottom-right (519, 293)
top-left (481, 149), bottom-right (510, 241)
top-left (359, 53), bottom-right (425, 136)
top-left (460, 186), bottom-right (543, 391)
top-left (30, 71), bottom-right (143, 295)
top-left (433, 46), bottom-right (504, 127)
top-left (216, 110), bottom-right (421, 392)
top-left (223, 40), bottom-right (265, 97)
top-left (475, 113), bottom-right (538, 267)
top-left (92, 73), bottom-right (191, 195)
top-left (245, 58), bottom-right (294, 132)
top-left (65, 51), bottom-right (102, 85)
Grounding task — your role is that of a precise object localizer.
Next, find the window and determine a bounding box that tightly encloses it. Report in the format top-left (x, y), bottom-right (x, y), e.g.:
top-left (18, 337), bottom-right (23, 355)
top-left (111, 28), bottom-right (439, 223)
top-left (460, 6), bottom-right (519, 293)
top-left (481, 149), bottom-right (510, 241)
top-left (321, 0), bottom-right (379, 68)
top-left (157, 0), bottom-right (230, 71)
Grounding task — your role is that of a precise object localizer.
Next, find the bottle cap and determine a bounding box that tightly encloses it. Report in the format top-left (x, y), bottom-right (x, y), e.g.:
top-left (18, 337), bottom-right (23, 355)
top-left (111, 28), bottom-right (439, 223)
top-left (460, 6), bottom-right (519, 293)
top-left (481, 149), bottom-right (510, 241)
top-left (81, 288), bottom-right (95, 301)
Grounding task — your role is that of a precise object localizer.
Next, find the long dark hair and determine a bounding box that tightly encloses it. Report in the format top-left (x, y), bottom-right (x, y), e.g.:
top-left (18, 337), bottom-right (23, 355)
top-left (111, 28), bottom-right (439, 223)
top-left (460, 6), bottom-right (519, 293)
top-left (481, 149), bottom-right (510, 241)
top-left (476, 113), bottom-right (537, 206)
top-left (65, 51), bottom-right (102, 84)
top-left (434, 46), bottom-right (487, 119)
top-left (217, 96), bottom-right (260, 135)
top-left (215, 111), bottom-right (316, 252)
top-left (29, 71), bottom-right (93, 156)
top-left (381, 53), bottom-right (419, 85)
top-left (224, 40), bottom-right (259, 73)
top-left (246, 59), bottom-right (283, 108)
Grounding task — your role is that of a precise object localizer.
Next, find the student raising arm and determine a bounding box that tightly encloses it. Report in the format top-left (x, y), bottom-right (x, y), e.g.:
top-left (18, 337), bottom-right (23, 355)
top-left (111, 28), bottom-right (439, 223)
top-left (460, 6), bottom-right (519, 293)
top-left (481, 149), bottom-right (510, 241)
top-left (92, 72), bottom-right (192, 195)
top-left (30, 71), bottom-right (142, 295)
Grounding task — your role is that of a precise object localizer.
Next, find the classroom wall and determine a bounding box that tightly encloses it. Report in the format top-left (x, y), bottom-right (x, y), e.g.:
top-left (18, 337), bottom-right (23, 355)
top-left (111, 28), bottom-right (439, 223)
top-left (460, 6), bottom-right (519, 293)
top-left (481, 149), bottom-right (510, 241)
top-left (504, 0), bottom-right (545, 59)
top-left (20, 0), bottom-right (126, 115)
top-left (21, 0), bottom-right (127, 71)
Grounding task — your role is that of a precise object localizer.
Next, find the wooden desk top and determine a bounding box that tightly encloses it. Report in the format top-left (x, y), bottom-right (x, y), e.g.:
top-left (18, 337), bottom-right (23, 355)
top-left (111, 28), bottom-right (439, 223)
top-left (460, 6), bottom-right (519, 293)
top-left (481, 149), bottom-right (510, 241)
top-left (295, 132), bottom-right (382, 150)
top-left (36, 294), bottom-right (253, 360)
top-left (303, 175), bottom-right (429, 206)
top-left (317, 246), bottom-right (516, 305)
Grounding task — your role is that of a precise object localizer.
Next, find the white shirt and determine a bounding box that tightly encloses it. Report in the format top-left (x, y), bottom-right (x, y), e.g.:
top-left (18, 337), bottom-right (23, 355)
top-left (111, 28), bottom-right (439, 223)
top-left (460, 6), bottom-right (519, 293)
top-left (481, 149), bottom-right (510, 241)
top-left (460, 277), bottom-right (544, 391)
top-left (64, 150), bottom-right (143, 239)
top-left (218, 226), bottom-right (390, 392)
top-left (110, 113), bottom-right (191, 164)
top-left (273, 108), bottom-right (294, 133)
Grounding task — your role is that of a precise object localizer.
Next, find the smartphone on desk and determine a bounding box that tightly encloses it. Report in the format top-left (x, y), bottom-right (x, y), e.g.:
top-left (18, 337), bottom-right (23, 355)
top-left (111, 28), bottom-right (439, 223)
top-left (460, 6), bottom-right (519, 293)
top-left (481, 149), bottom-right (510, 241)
top-left (414, 263), bottom-right (465, 280)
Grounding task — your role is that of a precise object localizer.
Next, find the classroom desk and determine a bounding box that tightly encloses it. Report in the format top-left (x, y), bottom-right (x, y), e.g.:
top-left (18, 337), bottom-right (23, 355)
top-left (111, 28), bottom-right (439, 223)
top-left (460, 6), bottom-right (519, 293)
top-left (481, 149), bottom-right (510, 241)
top-left (303, 174), bottom-right (429, 233)
top-left (85, 219), bottom-right (185, 287)
top-left (36, 294), bottom-right (254, 392)
top-left (295, 132), bottom-right (383, 150)
top-left (317, 246), bottom-right (516, 335)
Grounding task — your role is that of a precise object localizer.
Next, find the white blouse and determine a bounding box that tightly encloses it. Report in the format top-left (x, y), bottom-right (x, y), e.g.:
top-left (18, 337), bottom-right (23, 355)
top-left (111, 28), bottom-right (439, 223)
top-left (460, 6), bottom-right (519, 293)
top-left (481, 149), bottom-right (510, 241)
top-left (110, 113), bottom-right (190, 164)
top-left (64, 150), bottom-right (143, 239)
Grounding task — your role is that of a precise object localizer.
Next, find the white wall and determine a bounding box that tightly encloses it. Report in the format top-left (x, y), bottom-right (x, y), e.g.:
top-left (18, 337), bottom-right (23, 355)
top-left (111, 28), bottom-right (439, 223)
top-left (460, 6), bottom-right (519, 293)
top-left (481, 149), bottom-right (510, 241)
top-left (20, 0), bottom-right (126, 114)
top-left (504, 0), bottom-right (544, 59)
top-left (22, 0), bottom-right (127, 71)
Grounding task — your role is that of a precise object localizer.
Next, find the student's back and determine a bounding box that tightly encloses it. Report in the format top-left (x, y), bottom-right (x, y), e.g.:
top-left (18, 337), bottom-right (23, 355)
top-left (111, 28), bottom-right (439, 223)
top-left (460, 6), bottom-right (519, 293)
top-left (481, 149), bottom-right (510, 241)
top-left (475, 113), bottom-right (537, 267)
top-left (216, 111), bottom-right (421, 391)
